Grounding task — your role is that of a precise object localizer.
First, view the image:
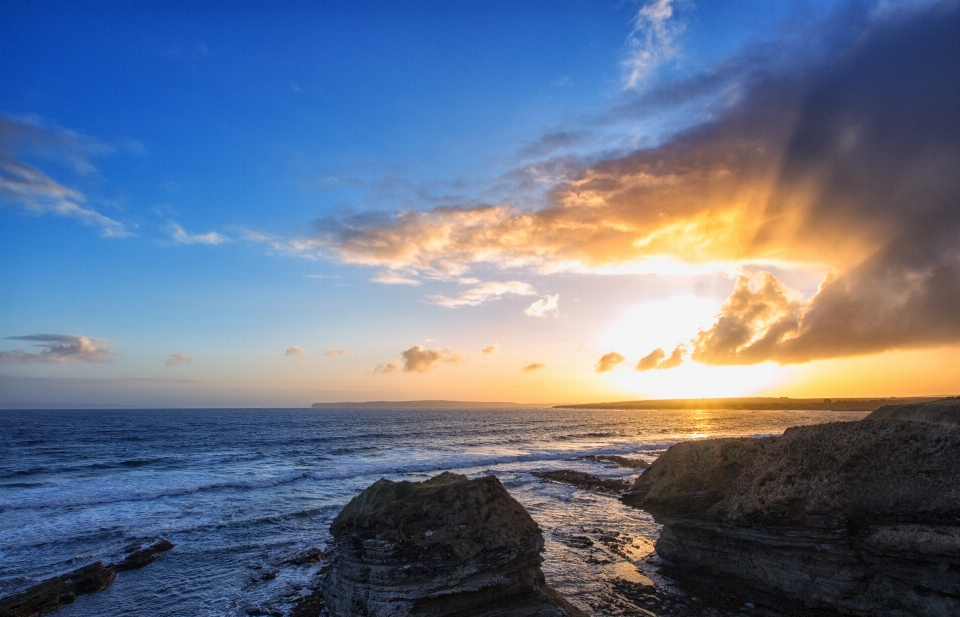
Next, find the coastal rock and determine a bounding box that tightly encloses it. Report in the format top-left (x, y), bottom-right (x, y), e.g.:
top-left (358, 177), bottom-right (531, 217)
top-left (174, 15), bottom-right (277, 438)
top-left (533, 470), bottom-right (633, 494)
top-left (0, 539), bottom-right (174, 617)
top-left (322, 472), bottom-right (586, 617)
top-left (622, 399), bottom-right (960, 616)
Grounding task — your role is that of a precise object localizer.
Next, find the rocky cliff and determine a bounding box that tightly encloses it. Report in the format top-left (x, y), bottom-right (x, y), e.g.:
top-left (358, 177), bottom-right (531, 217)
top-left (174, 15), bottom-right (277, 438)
top-left (322, 471), bottom-right (586, 617)
top-left (622, 399), bottom-right (960, 616)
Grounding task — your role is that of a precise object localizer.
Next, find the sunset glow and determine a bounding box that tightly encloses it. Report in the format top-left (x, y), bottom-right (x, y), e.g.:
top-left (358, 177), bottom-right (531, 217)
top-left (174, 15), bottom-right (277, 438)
top-left (2, 1), bottom-right (959, 407)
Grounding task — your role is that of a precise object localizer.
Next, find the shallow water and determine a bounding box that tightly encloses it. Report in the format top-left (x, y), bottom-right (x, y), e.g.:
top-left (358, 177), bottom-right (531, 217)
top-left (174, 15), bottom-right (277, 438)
top-left (0, 407), bottom-right (867, 615)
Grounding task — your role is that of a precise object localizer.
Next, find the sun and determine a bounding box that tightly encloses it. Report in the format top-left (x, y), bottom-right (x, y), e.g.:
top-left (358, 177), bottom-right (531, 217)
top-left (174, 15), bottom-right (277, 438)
top-left (595, 295), bottom-right (788, 398)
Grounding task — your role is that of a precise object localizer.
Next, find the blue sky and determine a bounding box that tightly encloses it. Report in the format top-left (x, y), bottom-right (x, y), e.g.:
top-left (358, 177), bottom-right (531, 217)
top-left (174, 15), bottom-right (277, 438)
top-left (3, 1), bottom-right (960, 407)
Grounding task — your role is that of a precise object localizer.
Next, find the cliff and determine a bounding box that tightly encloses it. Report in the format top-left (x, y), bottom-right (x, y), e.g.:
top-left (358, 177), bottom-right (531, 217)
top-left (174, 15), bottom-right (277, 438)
top-left (622, 399), bottom-right (960, 616)
top-left (322, 472), bottom-right (586, 617)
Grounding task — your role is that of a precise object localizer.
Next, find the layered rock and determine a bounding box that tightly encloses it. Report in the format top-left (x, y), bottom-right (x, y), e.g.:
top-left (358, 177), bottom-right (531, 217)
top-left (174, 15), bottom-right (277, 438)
top-left (622, 399), bottom-right (960, 616)
top-left (322, 472), bottom-right (586, 617)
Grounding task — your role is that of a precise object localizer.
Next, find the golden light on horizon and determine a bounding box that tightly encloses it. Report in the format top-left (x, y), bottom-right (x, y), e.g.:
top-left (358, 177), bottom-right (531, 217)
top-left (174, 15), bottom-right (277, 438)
top-left (596, 296), bottom-right (789, 399)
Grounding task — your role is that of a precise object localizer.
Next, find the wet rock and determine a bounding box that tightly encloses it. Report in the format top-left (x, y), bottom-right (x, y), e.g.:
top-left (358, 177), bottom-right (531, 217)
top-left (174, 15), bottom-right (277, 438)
top-left (0, 562), bottom-right (116, 617)
top-left (574, 455), bottom-right (651, 469)
top-left (322, 471), bottom-right (587, 617)
top-left (0, 538), bottom-right (173, 617)
top-left (115, 538), bottom-right (174, 571)
top-left (623, 399), bottom-right (960, 616)
top-left (533, 470), bottom-right (632, 494)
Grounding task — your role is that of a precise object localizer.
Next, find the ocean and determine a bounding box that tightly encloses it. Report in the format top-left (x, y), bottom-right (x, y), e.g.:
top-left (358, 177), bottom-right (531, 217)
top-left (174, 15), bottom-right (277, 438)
top-left (0, 407), bottom-right (868, 616)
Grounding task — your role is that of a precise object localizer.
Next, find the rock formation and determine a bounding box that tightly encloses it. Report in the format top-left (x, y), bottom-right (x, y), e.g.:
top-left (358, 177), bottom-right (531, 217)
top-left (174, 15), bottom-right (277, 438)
top-left (322, 472), bottom-right (586, 617)
top-left (622, 399), bottom-right (960, 616)
top-left (0, 538), bottom-right (173, 617)
top-left (532, 470), bottom-right (632, 494)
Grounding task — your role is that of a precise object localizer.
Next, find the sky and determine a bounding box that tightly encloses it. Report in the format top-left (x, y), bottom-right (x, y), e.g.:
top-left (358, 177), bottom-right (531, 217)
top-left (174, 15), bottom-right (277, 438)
top-left (2, 0), bottom-right (959, 407)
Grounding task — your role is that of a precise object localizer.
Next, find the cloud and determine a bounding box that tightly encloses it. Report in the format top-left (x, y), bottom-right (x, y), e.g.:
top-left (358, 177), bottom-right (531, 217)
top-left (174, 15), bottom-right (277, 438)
top-left (305, 3), bottom-right (960, 365)
top-left (482, 343), bottom-right (499, 354)
top-left (622, 0), bottom-right (684, 89)
top-left (0, 115), bottom-right (132, 237)
top-left (165, 352), bottom-right (191, 367)
top-left (595, 351), bottom-right (626, 373)
top-left (430, 281), bottom-right (536, 308)
top-left (372, 271), bottom-right (421, 285)
top-left (636, 344), bottom-right (687, 371)
top-left (522, 362), bottom-right (546, 372)
top-left (323, 348), bottom-right (349, 356)
top-left (285, 346), bottom-right (308, 356)
top-left (398, 345), bottom-right (462, 373)
top-left (167, 222), bottom-right (227, 245)
top-left (0, 334), bottom-right (114, 364)
top-left (524, 294), bottom-right (559, 317)
top-left (636, 348), bottom-right (666, 371)
top-left (373, 361), bottom-right (399, 374)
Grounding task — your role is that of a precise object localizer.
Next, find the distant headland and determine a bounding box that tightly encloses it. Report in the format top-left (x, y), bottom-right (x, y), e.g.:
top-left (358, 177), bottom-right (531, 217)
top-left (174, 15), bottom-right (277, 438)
top-left (310, 400), bottom-right (546, 409)
top-left (554, 396), bottom-right (946, 411)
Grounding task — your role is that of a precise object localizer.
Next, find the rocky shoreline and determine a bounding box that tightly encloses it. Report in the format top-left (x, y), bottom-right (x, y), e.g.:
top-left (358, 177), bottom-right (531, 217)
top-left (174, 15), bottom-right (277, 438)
top-left (5, 400), bottom-right (957, 616)
top-left (622, 399), bottom-right (960, 616)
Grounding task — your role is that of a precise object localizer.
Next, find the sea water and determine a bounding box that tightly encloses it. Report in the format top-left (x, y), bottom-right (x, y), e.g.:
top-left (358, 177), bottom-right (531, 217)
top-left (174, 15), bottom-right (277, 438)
top-left (0, 407), bottom-right (867, 616)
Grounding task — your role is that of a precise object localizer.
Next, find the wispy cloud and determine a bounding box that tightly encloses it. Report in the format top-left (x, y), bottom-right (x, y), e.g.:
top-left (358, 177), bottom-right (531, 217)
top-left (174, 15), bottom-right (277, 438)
top-left (372, 360), bottom-right (399, 374)
top-left (165, 352), bottom-right (191, 367)
top-left (285, 346), bottom-right (308, 357)
top-left (524, 294), bottom-right (559, 317)
top-left (482, 343), bottom-right (499, 354)
top-left (622, 0), bottom-right (684, 89)
top-left (0, 115), bottom-right (132, 238)
top-left (522, 362), bottom-right (546, 372)
top-left (595, 351), bottom-right (626, 373)
top-left (372, 271), bottom-right (421, 285)
top-left (323, 348), bottom-right (349, 356)
top-left (167, 222), bottom-right (227, 245)
top-left (430, 281), bottom-right (536, 308)
top-left (0, 334), bottom-right (114, 364)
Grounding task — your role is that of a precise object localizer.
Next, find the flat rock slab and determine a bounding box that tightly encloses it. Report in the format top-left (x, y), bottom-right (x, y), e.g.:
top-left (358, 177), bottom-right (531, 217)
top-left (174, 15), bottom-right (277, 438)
top-left (0, 539), bottom-right (173, 617)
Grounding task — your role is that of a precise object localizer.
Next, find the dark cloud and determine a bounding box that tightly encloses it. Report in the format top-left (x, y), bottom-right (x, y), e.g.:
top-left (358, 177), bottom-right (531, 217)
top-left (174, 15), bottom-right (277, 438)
top-left (399, 346), bottom-right (462, 373)
top-left (0, 334), bottom-right (114, 364)
top-left (596, 352), bottom-right (626, 373)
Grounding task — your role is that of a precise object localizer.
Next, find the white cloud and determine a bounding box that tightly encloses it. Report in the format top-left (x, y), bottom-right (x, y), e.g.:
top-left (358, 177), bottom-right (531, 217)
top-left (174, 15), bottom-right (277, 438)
top-left (0, 334), bottom-right (114, 364)
top-left (165, 352), bottom-right (191, 367)
top-left (372, 271), bottom-right (421, 285)
top-left (622, 0), bottom-right (684, 89)
top-left (285, 346), bottom-right (308, 356)
top-left (524, 294), bottom-right (559, 317)
top-left (429, 281), bottom-right (536, 308)
top-left (0, 116), bottom-right (133, 238)
top-left (167, 222), bottom-right (227, 245)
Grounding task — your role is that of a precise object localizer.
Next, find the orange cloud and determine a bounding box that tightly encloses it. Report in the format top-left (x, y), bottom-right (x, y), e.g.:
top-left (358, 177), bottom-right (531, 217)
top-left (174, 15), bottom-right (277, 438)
top-left (523, 362), bottom-right (546, 372)
top-left (595, 352), bottom-right (625, 373)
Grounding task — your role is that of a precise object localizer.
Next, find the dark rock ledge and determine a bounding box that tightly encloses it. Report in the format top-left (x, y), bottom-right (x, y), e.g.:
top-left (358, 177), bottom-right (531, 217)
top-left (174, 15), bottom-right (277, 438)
top-left (533, 470), bottom-right (634, 494)
top-left (317, 471), bottom-right (587, 617)
top-left (622, 399), bottom-right (960, 616)
top-left (0, 538), bottom-right (173, 617)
